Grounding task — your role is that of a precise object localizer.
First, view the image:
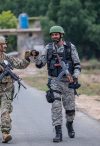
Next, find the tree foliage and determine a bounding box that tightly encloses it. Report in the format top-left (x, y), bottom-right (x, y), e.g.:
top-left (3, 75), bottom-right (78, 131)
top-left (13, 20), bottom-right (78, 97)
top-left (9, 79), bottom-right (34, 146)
top-left (47, 0), bottom-right (100, 59)
top-left (0, 0), bottom-right (50, 17)
top-left (0, 11), bottom-right (17, 52)
top-left (0, 10), bottom-right (17, 28)
top-left (0, 0), bottom-right (100, 59)
top-left (47, 0), bottom-right (60, 22)
top-left (40, 16), bottom-right (55, 43)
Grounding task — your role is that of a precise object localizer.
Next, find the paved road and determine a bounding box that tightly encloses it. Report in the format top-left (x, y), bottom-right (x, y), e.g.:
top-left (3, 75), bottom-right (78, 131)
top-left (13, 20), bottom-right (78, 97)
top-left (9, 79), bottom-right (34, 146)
top-left (0, 84), bottom-right (100, 145)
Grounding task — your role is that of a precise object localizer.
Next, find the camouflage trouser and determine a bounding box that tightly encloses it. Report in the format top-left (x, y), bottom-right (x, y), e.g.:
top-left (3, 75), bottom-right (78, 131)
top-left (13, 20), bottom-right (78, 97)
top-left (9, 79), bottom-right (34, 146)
top-left (0, 87), bottom-right (14, 133)
top-left (50, 79), bottom-right (75, 126)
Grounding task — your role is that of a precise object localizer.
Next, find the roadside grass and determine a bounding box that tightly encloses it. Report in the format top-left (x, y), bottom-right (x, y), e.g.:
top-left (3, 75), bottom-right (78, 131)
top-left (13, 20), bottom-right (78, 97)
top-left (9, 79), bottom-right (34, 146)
top-left (23, 68), bottom-right (48, 91)
top-left (79, 69), bottom-right (100, 96)
top-left (82, 59), bottom-right (100, 70)
top-left (82, 69), bottom-right (100, 74)
top-left (78, 80), bottom-right (100, 96)
top-left (23, 67), bottom-right (100, 96)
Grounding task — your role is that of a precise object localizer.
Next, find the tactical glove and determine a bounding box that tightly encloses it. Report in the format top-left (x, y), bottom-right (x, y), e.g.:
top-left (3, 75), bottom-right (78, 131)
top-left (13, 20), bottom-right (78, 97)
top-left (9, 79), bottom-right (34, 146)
top-left (25, 49), bottom-right (39, 61)
top-left (30, 49), bottom-right (39, 57)
top-left (24, 51), bottom-right (31, 62)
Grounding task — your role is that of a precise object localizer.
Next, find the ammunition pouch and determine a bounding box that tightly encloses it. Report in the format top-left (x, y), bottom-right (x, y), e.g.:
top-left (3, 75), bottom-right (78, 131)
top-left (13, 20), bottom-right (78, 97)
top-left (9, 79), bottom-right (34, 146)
top-left (46, 89), bottom-right (61, 103)
top-left (46, 89), bottom-right (55, 103)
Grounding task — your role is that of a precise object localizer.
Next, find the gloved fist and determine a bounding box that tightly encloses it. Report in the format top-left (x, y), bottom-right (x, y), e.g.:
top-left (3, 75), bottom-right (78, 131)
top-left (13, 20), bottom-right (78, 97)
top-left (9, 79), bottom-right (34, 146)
top-left (25, 50), bottom-right (39, 61)
top-left (66, 75), bottom-right (74, 83)
top-left (25, 51), bottom-right (31, 61)
top-left (30, 50), bottom-right (39, 57)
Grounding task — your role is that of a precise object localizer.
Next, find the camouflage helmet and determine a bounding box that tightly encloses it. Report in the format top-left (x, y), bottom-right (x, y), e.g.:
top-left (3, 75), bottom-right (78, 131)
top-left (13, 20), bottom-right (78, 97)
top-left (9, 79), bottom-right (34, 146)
top-left (0, 36), bottom-right (6, 44)
top-left (49, 26), bottom-right (65, 34)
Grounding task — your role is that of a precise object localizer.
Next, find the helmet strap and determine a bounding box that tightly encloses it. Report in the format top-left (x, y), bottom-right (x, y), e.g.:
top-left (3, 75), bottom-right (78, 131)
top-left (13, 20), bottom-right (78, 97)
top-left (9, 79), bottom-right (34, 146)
top-left (52, 39), bottom-right (60, 43)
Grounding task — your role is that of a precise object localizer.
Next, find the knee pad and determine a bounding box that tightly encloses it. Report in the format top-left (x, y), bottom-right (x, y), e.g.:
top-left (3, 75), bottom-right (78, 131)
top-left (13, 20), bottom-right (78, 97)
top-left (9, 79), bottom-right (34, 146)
top-left (66, 110), bottom-right (75, 116)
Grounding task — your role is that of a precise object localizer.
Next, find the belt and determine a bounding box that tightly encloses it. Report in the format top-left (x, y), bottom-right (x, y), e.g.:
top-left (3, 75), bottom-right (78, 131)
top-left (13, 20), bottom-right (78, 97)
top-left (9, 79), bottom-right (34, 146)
top-left (49, 76), bottom-right (67, 82)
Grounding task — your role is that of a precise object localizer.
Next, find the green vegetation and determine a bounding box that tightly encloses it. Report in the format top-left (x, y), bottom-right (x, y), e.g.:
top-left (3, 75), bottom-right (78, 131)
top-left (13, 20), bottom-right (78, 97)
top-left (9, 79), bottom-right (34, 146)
top-left (79, 81), bottom-right (100, 96)
top-left (0, 10), bottom-right (17, 28)
top-left (82, 59), bottom-right (100, 70)
top-left (0, 10), bottom-right (17, 52)
top-left (0, 0), bottom-right (50, 17)
top-left (43, 0), bottom-right (100, 60)
top-left (0, 1), bottom-right (100, 59)
top-left (79, 73), bottom-right (100, 96)
top-left (40, 16), bottom-right (55, 43)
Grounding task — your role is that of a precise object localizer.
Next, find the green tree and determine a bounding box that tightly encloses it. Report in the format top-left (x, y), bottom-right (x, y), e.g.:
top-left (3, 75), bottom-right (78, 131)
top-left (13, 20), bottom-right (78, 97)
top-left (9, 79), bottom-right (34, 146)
top-left (0, 0), bottom-right (50, 17)
top-left (57, 0), bottom-right (100, 59)
top-left (47, 0), bottom-right (60, 22)
top-left (0, 10), bottom-right (17, 28)
top-left (0, 11), bottom-right (17, 52)
top-left (57, 0), bottom-right (82, 42)
top-left (40, 16), bottom-right (55, 43)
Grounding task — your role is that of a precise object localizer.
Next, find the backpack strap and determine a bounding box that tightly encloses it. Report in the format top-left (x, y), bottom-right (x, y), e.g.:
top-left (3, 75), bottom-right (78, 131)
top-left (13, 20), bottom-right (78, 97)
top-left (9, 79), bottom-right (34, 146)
top-left (63, 41), bottom-right (72, 61)
top-left (47, 43), bottom-right (54, 60)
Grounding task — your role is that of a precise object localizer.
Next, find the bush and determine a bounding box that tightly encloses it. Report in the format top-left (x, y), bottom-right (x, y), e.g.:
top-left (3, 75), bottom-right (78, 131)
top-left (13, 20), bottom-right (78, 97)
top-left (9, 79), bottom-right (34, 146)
top-left (40, 16), bottom-right (55, 44)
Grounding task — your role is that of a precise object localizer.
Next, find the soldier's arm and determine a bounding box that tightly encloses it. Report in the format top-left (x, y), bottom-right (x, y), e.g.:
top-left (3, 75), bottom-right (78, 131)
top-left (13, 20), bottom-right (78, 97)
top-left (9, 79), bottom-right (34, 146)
top-left (34, 45), bottom-right (48, 68)
top-left (6, 55), bottom-right (30, 69)
top-left (71, 43), bottom-right (81, 79)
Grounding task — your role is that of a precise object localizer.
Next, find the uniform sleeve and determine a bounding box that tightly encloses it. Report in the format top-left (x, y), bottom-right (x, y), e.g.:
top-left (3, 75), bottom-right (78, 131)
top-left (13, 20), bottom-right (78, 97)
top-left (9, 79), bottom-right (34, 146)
top-left (71, 43), bottom-right (81, 78)
top-left (6, 56), bottom-right (30, 69)
top-left (34, 45), bottom-right (48, 68)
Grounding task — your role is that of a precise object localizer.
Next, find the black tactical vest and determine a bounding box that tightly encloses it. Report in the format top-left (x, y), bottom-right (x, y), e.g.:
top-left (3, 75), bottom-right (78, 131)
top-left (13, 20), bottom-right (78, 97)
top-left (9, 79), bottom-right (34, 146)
top-left (47, 42), bottom-right (74, 77)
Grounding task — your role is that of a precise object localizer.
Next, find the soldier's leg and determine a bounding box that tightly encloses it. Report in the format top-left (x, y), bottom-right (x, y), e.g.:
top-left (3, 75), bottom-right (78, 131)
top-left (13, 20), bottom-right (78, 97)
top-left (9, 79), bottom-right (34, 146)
top-left (1, 89), bottom-right (14, 143)
top-left (52, 93), bottom-right (62, 142)
top-left (52, 95), bottom-right (62, 126)
top-left (62, 85), bottom-right (75, 138)
top-left (51, 79), bottom-right (62, 142)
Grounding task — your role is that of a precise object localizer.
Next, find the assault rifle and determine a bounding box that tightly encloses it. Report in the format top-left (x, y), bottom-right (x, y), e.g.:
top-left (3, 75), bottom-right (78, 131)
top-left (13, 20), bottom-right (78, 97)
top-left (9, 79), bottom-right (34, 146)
top-left (0, 60), bottom-right (26, 89)
top-left (56, 54), bottom-right (81, 95)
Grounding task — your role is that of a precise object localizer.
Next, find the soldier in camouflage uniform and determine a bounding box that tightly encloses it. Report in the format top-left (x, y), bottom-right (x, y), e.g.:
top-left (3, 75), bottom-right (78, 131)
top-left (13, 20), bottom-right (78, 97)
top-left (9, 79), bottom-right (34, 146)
top-left (0, 36), bottom-right (32, 143)
top-left (31, 26), bottom-right (81, 142)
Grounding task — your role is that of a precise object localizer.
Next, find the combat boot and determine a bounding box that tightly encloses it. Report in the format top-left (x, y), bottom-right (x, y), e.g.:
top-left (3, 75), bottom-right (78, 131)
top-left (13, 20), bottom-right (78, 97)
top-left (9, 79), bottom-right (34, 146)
top-left (53, 125), bottom-right (62, 142)
top-left (2, 132), bottom-right (12, 143)
top-left (66, 121), bottom-right (75, 138)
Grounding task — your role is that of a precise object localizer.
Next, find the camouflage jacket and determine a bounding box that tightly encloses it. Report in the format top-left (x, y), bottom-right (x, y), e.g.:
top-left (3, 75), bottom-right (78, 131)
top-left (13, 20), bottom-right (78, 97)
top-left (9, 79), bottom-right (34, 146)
top-left (0, 53), bottom-right (30, 92)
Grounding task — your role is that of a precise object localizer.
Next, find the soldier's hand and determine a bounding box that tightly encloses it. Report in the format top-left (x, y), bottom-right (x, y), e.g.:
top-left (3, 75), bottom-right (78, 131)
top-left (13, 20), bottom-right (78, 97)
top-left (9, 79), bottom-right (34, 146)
top-left (30, 50), bottom-right (39, 57)
top-left (25, 51), bottom-right (31, 61)
top-left (0, 65), bottom-right (4, 72)
top-left (73, 77), bottom-right (78, 83)
top-left (25, 50), bottom-right (39, 61)
top-left (66, 75), bottom-right (74, 83)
